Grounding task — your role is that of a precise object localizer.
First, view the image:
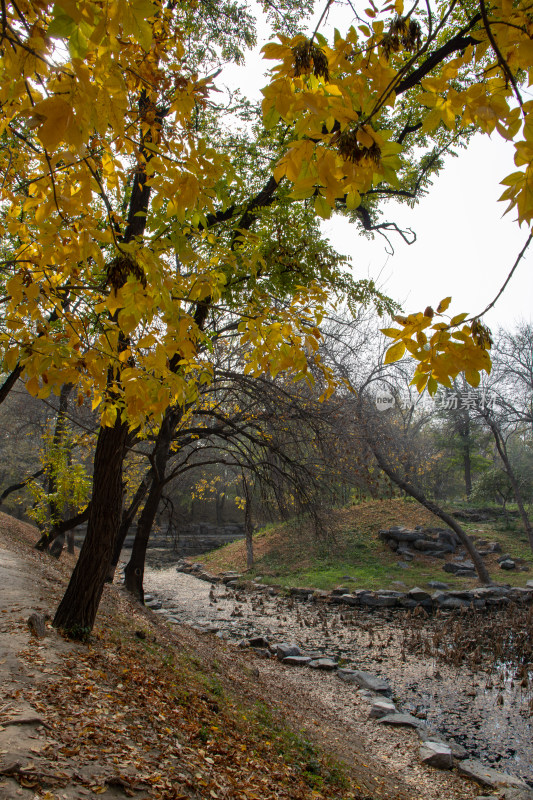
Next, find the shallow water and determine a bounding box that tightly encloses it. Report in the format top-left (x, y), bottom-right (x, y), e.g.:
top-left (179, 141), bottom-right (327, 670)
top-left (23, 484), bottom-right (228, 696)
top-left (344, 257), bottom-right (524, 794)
top-left (143, 565), bottom-right (533, 785)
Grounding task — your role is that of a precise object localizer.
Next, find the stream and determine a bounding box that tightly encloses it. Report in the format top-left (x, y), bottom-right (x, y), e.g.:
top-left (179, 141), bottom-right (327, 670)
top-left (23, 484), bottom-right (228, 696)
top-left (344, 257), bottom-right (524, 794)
top-left (143, 565), bottom-right (533, 786)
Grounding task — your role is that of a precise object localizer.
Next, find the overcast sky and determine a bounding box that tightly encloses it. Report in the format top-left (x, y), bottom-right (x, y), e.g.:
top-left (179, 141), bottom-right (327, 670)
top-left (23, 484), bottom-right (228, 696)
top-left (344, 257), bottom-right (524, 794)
top-left (221, 4), bottom-right (533, 333)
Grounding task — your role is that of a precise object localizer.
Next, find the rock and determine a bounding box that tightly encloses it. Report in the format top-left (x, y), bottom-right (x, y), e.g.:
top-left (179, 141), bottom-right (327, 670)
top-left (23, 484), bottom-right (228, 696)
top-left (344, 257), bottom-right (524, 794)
top-left (222, 573), bottom-right (243, 584)
top-left (443, 562), bottom-right (462, 574)
top-left (527, 580), bottom-right (533, 589)
top-left (145, 599), bottom-right (162, 610)
top-left (497, 554), bottom-right (512, 562)
top-left (331, 587), bottom-right (352, 595)
top-left (398, 598), bottom-right (420, 609)
top-left (248, 635), bottom-right (270, 648)
top-left (500, 559), bottom-right (516, 570)
top-left (419, 741), bottom-right (453, 769)
top-left (449, 741), bottom-right (469, 760)
top-left (502, 789), bottom-right (533, 800)
top-left (377, 713), bottom-right (425, 729)
top-left (432, 591), bottom-right (470, 609)
top-left (488, 541), bottom-right (502, 553)
top-left (282, 655), bottom-right (311, 666)
top-left (308, 658), bottom-right (338, 671)
top-left (397, 561), bottom-right (411, 569)
top-left (252, 648), bottom-right (271, 659)
top-left (457, 759), bottom-right (529, 790)
top-left (275, 643), bottom-right (302, 660)
top-left (368, 699), bottom-right (397, 719)
top-left (380, 529), bottom-right (419, 542)
top-left (456, 569), bottom-right (477, 578)
top-left (359, 593), bottom-right (398, 608)
top-left (27, 613), bottom-right (46, 638)
top-left (338, 594), bottom-right (359, 606)
top-left (408, 587), bottom-right (432, 602)
top-left (413, 539), bottom-right (453, 554)
top-left (338, 670), bottom-right (392, 695)
top-left (417, 727), bottom-right (446, 744)
top-left (289, 587), bottom-right (315, 597)
top-left (337, 669), bottom-right (361, 685)
top-left (428, 581), bottom-right (450, 590)
top-left (192, 624), bottom-right (220, 634)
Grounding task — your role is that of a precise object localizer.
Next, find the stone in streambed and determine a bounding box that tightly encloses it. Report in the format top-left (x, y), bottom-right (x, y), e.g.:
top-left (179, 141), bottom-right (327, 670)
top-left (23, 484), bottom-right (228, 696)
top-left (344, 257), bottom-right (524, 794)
top-left (275, 643), bottom-right (302, 660)
top-left (308, 658), bottom-right (337, 671)
top-left (457, 759), bottom-right (529, 790)
top-left (337, 669), bottom-right (391, 695)
top-left (419, 741), bottom-right (453, 769)
top-left (368, 699), bottom-right (396, 719)
top-left (377, 713), bottom-right (425, 728)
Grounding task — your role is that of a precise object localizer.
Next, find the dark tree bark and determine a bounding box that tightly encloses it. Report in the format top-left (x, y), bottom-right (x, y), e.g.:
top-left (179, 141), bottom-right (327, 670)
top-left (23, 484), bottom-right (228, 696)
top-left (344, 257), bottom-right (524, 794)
top-left (105, 468), bottom-right (153, 583)
top-left (457, 409), bottom-right (473, 498)
top-left (0, 366), bottom-right (22, 406)
top-left (215, 490), bottom-right (225, 525)
top-left (242, 474), bottom-right (253, 570)
top-left (0, 467), bottom-right (45, 505)
top-left (52, 92), bottom-right (164, 632)
top-left (52, 416), bottom-right (129, 632)
top-left (35, 505), bottom-right (90, 550)
top-left (124, 410), bottom-right (181, 601)
top-left (482, 412), bottom-right (533, 552)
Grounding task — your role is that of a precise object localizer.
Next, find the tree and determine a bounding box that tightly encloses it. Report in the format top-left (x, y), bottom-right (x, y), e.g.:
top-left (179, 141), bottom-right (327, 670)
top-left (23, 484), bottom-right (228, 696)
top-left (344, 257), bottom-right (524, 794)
top-left (1, 0), bottom-right (531, 631)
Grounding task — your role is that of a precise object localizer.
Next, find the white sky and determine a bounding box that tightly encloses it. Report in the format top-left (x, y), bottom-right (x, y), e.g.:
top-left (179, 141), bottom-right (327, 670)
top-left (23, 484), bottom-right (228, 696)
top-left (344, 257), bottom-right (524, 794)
top-left (221, 4), bottom-right (533, 332)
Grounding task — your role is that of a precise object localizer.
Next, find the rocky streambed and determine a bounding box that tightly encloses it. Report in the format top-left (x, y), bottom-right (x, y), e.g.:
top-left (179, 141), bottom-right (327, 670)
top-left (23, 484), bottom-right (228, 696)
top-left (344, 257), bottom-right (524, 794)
top-left (142, 564), bottom-right (533, 796)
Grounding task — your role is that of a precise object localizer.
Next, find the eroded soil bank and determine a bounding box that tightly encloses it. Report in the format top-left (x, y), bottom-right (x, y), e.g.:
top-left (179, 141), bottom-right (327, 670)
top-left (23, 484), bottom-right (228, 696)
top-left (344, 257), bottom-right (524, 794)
top-left (144, 565), bottom-right (533, 788)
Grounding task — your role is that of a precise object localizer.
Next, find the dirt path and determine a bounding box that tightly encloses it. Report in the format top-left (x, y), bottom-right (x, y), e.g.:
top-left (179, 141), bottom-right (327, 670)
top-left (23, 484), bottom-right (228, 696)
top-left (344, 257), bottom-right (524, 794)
top-left (144, 566), bottom-right (531, 800)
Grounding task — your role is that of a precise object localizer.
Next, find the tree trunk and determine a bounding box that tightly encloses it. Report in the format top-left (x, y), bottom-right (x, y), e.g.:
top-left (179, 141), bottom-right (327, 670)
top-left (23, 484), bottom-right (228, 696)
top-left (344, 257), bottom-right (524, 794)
top-left (66, 531), bottom-right (75, 554)
top-left (484, 415), bottom-right (533, 552)
top-left (124, 480), bottom-right (163, 602)
top-left (124, 410), bottom-right (180, 601)
top-left (458, 410), bottom-right (472, 497)
top-left (242, 474), bottom-right (253, 570)
top-left (52, 416), bottom-right (128, 634)
top-left (106, 468), bottom-right (153, 583)
top-left (370, 442), bottom-right (491, 584)
top-left (215, 490), bottom-right (225, 525)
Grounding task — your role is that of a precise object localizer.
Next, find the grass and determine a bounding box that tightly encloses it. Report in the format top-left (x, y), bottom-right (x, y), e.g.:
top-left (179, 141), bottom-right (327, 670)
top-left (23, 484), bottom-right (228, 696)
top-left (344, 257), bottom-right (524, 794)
top-left (198, 499), bottom-right (533, 591)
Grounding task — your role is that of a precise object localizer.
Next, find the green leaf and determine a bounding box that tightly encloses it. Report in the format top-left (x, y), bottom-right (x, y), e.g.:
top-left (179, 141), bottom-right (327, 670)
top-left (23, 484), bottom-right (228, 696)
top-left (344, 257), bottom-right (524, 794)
top-left (69, 26), bottom-right (89, 59)
top-left (48, 6), bottom-right (76, 39)
top-left (314, 194), bottom-right (331, 219)
top-left (346, 190), bottom-right (361, 210)
top-left (263, 105), bottom-right (280, 131)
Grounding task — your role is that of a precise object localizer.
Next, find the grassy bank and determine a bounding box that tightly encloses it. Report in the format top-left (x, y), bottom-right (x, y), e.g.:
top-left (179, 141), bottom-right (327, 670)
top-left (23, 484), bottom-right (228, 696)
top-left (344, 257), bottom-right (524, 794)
top-left (198, 500), bottom-right (533, 591)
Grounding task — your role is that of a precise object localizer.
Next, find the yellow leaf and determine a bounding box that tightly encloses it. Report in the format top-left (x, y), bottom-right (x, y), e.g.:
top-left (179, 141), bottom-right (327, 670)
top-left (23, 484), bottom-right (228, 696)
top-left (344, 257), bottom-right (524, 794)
top-left (29, 97), bottom-right (74, 151)
top-left (380, 327), bottom-right (401, 338)
top-left (26, 376), bottom-right (39, 396)
top-left (436, 296), bottom-right (451, 313)
top-left (384, 340), bottom-right (406, 363)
